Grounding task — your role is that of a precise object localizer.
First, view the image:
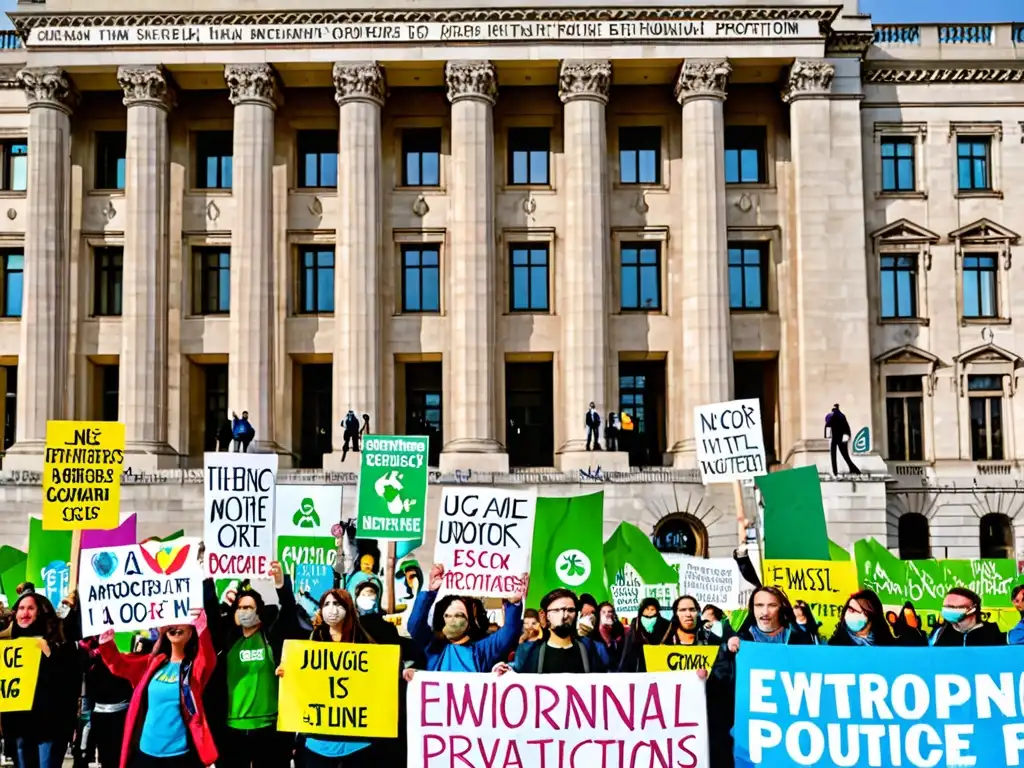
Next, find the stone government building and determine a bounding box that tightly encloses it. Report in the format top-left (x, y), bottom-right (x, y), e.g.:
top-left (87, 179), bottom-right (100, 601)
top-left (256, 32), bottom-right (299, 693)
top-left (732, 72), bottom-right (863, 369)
top-left (0, 0), bottom-right (1018, 565)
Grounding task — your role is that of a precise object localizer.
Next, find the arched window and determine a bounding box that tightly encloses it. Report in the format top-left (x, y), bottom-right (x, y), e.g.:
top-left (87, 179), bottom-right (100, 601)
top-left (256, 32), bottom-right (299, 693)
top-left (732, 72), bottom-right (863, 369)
top-left (652, 514), bottom-right (707, 558)
top-left (897, 513), bottom-right (931, 560)
top-left (979, 513), bottom-right (1014, 559)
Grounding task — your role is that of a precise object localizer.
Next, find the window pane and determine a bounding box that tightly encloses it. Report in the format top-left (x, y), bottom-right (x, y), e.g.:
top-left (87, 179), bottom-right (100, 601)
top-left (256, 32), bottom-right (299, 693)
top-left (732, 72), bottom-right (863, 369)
top-left (318, 266), bottom-right (334, 312)
top-left (881, 143), bottom-right (896, 158)
top-left (421, 152), bottom-right (439, 186)
top-left (739, 149), bottom-right (759, 182)
top-left (512, 267), bottom-right (528, 310)
top-left (221, 156), bottom-right (233, 189)
top-left (881, 161), bottom-right (895, 191)
top-left (957, 158), bottom-right (972, 190)
top-left (302, 154), bottom-right (318, 187)
top-left (404, 266), bottom-right (421, 310)
top-left (422, 267), bottom-right (439, 311)
top-left (219, 262), bottom-right (230, 312)
top-left (962, 271), bottom-right (979, 317)
top-left (880, 269), bottom-right (896, 318)
top-left (906, 396), bottom-right (924, 461)
top-left (896, 270), bottom-right (914, 317)
top-left (621, 266), bottom-right (638, 309)
top-left (531, 265), bottom-right (547, 309)
top-left (640, 266), bottom-right (659, 309)
top-left (744, 266), bottom-right (762, 308)
top-left (980, 269), bottom-right (996, 316)
top-left (729, 265), bottom-right (743, 308)
top-left (973, 158), bottom-right (987, 189)
top-left (320, 153), bottom-right (338, 188)
top-left (638, 150), bottom-right (657, 184)
top-left (529, 150), bottom-right (548, 184)
top-left (990, 398), bottom-right (1003, 460)
top-left (620, 151), bottom-right (637, 184)
top-left (886, 397), bottom-right (906, 460)
top-left (512, 152), bottom-right (528, 184)
top-left (969, 398), bottom-right (987, 460)
top-left (896, 158), bottom-right (913, 190)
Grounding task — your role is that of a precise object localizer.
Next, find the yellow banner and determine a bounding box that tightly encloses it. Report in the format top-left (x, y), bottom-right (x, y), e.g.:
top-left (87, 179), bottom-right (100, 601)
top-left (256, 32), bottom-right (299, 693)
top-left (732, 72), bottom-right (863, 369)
top-left (42, 420), bottom-right (125, 531)
top-left (761, 558), bottom-right (859, 636)
top-left (277, 640), bottom-right (400, 737)
top-left (643, 644), bottom-right (719, 672)
top-left (0, 639), bottom-right (42, 712)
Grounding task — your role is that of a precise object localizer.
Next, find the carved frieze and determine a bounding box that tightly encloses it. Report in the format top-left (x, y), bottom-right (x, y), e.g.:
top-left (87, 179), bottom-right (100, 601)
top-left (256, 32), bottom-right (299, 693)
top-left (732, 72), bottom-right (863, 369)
top-left (445, 60), bottom-right (497, 105)
top-left (333, 62), bottom-right (385, 107)
top-left (782, 59), bottom-right (835, 102)
top-left (865, 67), bottom-right (1024, 84)
top-left (558, 60), bottom-right (611, 104)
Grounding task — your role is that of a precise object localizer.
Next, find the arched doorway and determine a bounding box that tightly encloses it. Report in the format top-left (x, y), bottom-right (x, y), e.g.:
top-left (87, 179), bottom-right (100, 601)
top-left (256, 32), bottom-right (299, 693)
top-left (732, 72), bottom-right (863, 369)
top-left (652, 514), bottom-right (708, 558)
top-left (897, 512), bottom-right (931, 560)
top-left (979, 513), bottom-right (1014, 559)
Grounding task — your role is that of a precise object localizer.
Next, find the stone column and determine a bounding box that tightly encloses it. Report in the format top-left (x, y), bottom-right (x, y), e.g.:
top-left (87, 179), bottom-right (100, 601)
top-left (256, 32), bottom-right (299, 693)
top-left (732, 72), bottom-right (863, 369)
top-left (671, 60), bottom-right (734, 468)
top-left (440, 61), bottom-right (507, 473)
top-left (117, 66), bottom-right (175, 467)
top-left (324, 62), bottom-right (384, 470)
top-left (225, 64), bottom-right (281, 454)
top-left (5, 68), bottom-right (77, 468)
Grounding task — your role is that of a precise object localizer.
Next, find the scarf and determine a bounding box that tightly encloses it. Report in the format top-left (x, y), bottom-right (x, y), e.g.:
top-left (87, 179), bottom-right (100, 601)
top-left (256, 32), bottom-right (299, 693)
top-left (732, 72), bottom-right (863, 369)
top-left (849, 630), bottom-right (876, 647)
top-left (598, 624), bottom-right (616, 645)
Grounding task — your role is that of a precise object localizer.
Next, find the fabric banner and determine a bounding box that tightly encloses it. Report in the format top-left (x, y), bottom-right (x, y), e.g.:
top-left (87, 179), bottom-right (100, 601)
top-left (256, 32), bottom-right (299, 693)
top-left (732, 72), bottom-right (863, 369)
top-left (203, 452), bottom-right (279, 579)
top-left (0, 639), bottom-right (42, 712)
top-left (42, 420), bottom-right (125, 531)
top-left (526, 492), bottom-right (609, 607)
top-left (677, 556), bottom-right (745, 611)
top-left (734, 644), bottom-right (1024, 768)
top-left (356, 435), bottom-right (429, 541)
top-left (644, 645), bottom-right (719, 673)
top-left (79, 538), bottom-right (203, 635)
top-left (434, 488), bottom-right (536, 597)
top-left (277, 640), bottom-right (400, 737)
top-left (26, 517), bottom-right (72, 608)
top-left (756, 466), bottom-right (830, 561)
top-left (275, 485), bottom-right (341, 584)
top-left (407, 672), bottom-right (709, 768)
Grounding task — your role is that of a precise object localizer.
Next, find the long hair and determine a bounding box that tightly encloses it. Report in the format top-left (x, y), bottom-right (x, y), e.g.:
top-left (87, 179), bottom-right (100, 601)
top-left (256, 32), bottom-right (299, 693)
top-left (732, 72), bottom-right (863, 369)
top-left (153, 624), bottom-right (200, 661)
top-left (430, 594), bottom-right (490, 646)
top-left (311, 589), bottom-right (373, 644)
top-left (745, 586), bottom-right (798, 629)
top-left (596, 601), bottom-right (624, 642)
top-left (664, 595), bottom-right (703, 643)
top-left (10, 592), bottom-right (63, 645)
top-left (835, 589), bottom-right (895, 644)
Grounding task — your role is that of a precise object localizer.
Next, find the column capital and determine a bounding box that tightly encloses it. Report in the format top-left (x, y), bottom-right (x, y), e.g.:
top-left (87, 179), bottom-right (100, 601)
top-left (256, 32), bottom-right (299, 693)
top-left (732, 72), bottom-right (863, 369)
top-left (445, 60), bottom-right (498, 105)
top-left (782, 59), bottom-right (836, 103)
top-left (224, 64), bottom-right (282, 109)
top-left (117, 65), bottom-right (175, 111)
top-left (333, 62), bottom-right (385, 107)
top-left (558, 60), bottom-right (611, 104)
top-left (16, 67), bottom-right (79, 114)
top-left (674, 59), bottom-right (731, 104)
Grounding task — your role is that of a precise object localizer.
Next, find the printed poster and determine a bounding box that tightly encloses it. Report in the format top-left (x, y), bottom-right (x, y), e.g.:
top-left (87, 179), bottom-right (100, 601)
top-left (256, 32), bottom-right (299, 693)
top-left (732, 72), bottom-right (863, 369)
top-left (693, 399), bottom-right (766, 484)
top-left (276, 485), bottom-right (341, 584)
top-left (42, 420), bottom-right (125, 531)
top-left (0, 639), bottom-right (42, 712)
top-left (356, 436), bottom-right (428, 541)
top-left (203, 452), bottom-right (279, 579)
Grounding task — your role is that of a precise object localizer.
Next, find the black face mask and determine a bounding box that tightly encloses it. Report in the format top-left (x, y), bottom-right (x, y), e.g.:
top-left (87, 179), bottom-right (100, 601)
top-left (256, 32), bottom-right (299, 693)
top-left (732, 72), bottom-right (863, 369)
top-left (551, 623), bottom-right (575, 639)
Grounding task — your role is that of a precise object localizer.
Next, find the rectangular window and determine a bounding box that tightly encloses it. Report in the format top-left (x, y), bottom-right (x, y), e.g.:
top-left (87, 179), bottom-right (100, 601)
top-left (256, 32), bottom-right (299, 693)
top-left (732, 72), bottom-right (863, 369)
top-left (619, 127), bottom-right (660, 185)
top-left (957, 137), bottom-right (991, 191)
top-left (297, 246), bottom-right (335, 314)
top-left (962, 253), bottom-right (997, 319)
top-left (93, 246), bottom-right (123, 317)
top-left (507, 128), bottom-right (550, 186)
top-left (297, 130), bottom-right (338, 189)
top-left (620, 243), bottom-right (661, 311)
top-left (724, 126), bottom-right (767, 184)
top-left (0, 251), bottom-right (22, 317)
top-left (968, 374), bottom-right (1004, 461)
top-left (192, 247), bottom-right (230, 315)
top-left (0, 140), bottom-right (26, 192)
top-left (194, 131), bottom-right (233, 190)
top-left (95, 132), bottom-right (127, 191)
top-left (509, 244), bottom-right (549, 312)
top-left (620, 374), bottom-right (646, 434)
top-left (728, 243), bottom-right (768, 310)
top-left (401, 245), bottom-right (440, 313)
top-left (100, 364), bottom-right (119, 423)
top-left (885, 376), bottom-right (924, 461)
top-left (880, 137), bottom-right (915, 192)
top-left (879, 254), bottom-right (918, 319)
top-left (402, 128), bottom-right (441, 187)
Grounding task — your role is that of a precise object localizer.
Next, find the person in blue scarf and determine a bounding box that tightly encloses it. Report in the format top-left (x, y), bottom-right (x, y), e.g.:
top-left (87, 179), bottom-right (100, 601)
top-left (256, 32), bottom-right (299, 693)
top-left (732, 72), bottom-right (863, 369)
top-left (730, 586), bottom-right (813, 651)
top-left (407, 563), bottom-right (524, 672)
top-left (1009, 585), bottom-right (1024, 645)
top-left (829, 590), bottom-right (918, 646)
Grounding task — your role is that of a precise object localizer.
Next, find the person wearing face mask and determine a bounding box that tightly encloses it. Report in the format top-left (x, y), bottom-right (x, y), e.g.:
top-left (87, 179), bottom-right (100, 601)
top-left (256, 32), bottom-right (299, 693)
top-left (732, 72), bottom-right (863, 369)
top-left (0, 591), bottom-right (81, 768)
top-left (407, 563), bottom-right (525, 672)
top-left (592, 602), bottom-right (628, 671)
top-left (576, 594), bottom-right (598, 638)
top-left (98, 609), bottom-right (216, 768)
top-left (498, 589), bottom-right (608, 674)
top-left (928, 587), bottom-right (1006, 646)
top-left (829, 590), bottom-right (918, 647)
top-left (201, 561), bottom-right (296, 768)
top-left (701, 604), bottom-right (733, 641)
top-left (348, 575), bottom-right (401, 647)
top-left (618, 598), bottom-right (670, 673)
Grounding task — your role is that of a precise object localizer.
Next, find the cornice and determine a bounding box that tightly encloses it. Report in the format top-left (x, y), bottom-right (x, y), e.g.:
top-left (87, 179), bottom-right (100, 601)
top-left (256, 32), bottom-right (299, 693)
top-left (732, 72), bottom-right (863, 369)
top-left (10, 6), bottom-right (840, 36)
top-left (865, 67), bottom-right (1024, 84)
top-left (825, 30), bottom-right (873, 56)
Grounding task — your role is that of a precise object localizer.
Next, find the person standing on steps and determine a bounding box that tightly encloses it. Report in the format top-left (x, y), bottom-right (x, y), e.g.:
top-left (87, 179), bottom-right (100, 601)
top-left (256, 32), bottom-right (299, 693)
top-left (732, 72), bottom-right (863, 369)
top-left (231, 411), bottom-right (255, 453)
top-left (341, 410), bottom-right (360, 461)
top-left (825, 403), bottom-right (860, 475)
top-left (585, 403), bottom-right (602, 451)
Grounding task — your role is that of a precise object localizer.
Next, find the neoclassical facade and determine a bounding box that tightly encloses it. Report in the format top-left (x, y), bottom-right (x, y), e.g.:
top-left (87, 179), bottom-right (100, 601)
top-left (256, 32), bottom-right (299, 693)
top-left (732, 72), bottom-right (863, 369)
top-left (0, 1), bottom-right (1019, 563)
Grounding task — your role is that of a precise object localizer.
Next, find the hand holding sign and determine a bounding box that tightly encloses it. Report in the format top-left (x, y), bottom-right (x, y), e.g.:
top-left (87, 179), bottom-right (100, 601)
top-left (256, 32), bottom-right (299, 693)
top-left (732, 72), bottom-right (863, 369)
top-left (269, 561), bottom-right (284, 589)
top-left (99, 629), bottom-right (115, 645)
top-left (508, 573), bottom-right (529, 605)
top-left (428, 563), bottom-right (444, 592)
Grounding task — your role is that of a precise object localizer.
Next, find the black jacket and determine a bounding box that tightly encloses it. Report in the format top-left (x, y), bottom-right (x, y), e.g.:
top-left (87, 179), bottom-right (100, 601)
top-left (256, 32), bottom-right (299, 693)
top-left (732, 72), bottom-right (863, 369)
top-left (928, 620), bottom-right (1006, 647)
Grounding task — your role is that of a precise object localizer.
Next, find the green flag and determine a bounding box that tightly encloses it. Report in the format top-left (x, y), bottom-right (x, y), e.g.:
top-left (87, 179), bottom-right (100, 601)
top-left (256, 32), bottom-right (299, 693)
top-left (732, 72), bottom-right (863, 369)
top-left (828, 540), bottom-right (851, 562)
top-left (526, 492), bottom-right (608, 607)
top-left (604, 522), bottom-right (677, 587)
top-left (756, 466), bottom-right (830, 560)
top-left (26, 517), bottom-right (72, 606)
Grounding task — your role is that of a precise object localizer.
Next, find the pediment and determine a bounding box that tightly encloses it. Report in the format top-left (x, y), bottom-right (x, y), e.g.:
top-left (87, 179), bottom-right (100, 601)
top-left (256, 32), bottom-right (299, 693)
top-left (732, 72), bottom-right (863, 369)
top-left (875, 344), bottom-right (942, 367)
top-left (870, 218), bottom-right (940, 245)
top-left (948, 218), bottom-right (1020, 244)
top-left (955, 343), bottom-right (1023, 367)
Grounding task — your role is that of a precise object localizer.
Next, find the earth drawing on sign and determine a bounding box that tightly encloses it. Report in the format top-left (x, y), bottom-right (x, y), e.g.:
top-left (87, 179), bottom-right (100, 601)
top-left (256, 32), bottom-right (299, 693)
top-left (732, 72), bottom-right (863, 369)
top-left (374, 470), bottom-right (419, 516)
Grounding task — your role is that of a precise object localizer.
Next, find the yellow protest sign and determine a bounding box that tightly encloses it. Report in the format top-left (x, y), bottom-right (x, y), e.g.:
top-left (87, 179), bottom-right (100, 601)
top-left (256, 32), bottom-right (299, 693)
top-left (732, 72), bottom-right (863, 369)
top-left (761, 558), bottom-right (859, 636)
top-left (277, 640), bottom-right (399, 737)
top-left (0, 639), bottom-right (42, 712)
top-left (644, 644), bottom-right (719, 673)
top-left (43, 420), bottom-right (125, 531)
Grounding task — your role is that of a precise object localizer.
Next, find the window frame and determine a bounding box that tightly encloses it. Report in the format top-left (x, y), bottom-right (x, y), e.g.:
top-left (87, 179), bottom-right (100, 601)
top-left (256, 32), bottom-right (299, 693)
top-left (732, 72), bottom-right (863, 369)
top-left (727, 241), bottom-right (769, 312)
top-left (616, 125), bottom-right (662, 186)
top-left (94, 131), bottom-right (127, 192)
top-left (950, 122), bottom-right (1002, 199)
top-left (878, 252), bottom-right (919, 320)
top-left (192, 130), bottom-right (234, 191)
top-left (876, 346), bottom-right (940, 466)
top-left (507, 242), bottom-right (550, 313)
top-left (0, 138), bottom-right (27, 193)
top-left (955, 343), bottom-right (1021, 463)
top-left (400, 127), bottom-right (442, 188)
top-left (879, 136), bottom-right (916, 193)
top-left (618, 241), bottom-right (662, 312)
top-left (506, 127), bottom-right (551, 187)
top-left (723, 125), bottom-right (767, 185)
top-left (295, 245), bottom-right (335, 315)
top-left (0, 249), bottom-right (23, 318)
top-left (399, 243), bottom-right (442, 314)
top-left (960, 252), bottom-right (999, 321)
top-left (966, 374), bottom-right (1004, 461)
top-left (884, 375), bottom-right (925, 462)
top-left (191, 246), bottom-right (231, 316)
top-left (872, 123), bottom-right (927, 200)
top-left (92, 245), bottom-right (124, 317)
top-left (295, 130), bottom-right (338, 190)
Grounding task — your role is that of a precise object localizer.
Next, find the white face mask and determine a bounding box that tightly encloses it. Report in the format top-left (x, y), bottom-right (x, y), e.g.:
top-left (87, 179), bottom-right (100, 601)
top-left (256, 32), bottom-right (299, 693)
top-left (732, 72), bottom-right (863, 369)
top-left (356, 595), bottom-right (377, 614)
top-left (708, 621), bottom-right (724, 637)
top-left (321, 604), bottom-right (346, 626)
top-left (578, 614), bottom-right (595, 629)
top-left (236, 608), bottom-right (259, 629)
top-left (600, 616), bottom-right (614, 627)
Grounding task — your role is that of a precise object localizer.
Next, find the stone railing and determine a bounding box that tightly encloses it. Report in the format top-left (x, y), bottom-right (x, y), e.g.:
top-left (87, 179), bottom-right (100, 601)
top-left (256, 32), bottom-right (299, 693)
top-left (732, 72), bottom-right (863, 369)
top-left (873, 22), bottom-right (1021, 48)
top-left (0, 31), bottom-right (21, 50)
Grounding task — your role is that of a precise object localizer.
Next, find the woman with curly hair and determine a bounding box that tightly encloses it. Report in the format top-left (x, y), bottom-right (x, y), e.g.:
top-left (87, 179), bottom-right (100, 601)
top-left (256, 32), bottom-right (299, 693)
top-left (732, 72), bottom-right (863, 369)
top-left (407, 563), bottom-right (525, 672)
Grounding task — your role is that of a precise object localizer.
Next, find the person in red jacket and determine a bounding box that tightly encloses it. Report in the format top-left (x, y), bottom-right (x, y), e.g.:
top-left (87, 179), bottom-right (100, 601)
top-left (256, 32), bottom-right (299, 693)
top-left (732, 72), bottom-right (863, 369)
top-left (98, 610), bottom-right (217, 768)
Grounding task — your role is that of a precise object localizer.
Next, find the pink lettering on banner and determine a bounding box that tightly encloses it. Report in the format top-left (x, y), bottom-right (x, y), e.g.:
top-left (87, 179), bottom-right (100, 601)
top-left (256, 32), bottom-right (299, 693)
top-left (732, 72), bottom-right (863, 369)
top-left (409, 673), bottom-right (709, 768)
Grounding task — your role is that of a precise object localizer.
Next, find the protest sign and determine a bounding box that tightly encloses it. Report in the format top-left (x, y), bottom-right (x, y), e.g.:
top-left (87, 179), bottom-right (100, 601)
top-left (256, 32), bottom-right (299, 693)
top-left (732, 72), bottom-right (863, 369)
top-left (408, 672), bottom-right (709, 768)
top-left (79, 538), bottom-right (203, 635)
top-left (276, 485), bottom-right (340, 583)
top-left (693, 399), bottom-right (766, 484)
top-left (294, 563), bottom-right (334, 603)
top-left (677, 556), bottom-right (744, 611)
top-left (0, 639), bottom-right (42, 713)
top-left (762, 558), bottom-right (858, 635)
top-left (644, 645), bottom-right (719, 673)
top-left (42, 420), bottom-right (125, 530)
top-left (611, 563), bottom-right (677, 619)
top-left (734, 644), bottom-right (1024, 768)
top-left (277, 640), bottom-right (399, 737)
top-left (356, 436), bottom-right (429, 541)
top-left (434, 488), bottom-right (536, 597)
top-left (204, 452), bottom-right (278, 579)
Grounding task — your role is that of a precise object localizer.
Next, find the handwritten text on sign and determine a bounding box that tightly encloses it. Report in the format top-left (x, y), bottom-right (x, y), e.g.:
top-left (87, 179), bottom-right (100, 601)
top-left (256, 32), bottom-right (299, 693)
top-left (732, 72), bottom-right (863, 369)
top-left (27, 19), bottom-right (819, 48)
top-left (79, 540), bottom-right (203, 635)
top-left (434, 488), bottom-right (537, 597)
top-left (277, 640), bottom-right (399, 737)
top-left (203, 452), bottom-right (279, 579)
top-left (0, 640), bottom-right (42, 713)
top-left (693, 399), bottom-right (766, 484)
top-left (409, 672), bottom-right (710, 768)
top-left (42, 420), bottom-right (125, 530)
top-left (677, 556), bottom-right (744, 611)
top-left (762, 558), bottom-right (859, 635)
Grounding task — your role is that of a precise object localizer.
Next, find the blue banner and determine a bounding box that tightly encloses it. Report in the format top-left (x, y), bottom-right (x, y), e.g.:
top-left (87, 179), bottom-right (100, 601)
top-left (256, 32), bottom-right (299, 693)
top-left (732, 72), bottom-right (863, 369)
top-left (734, 644), bottom-right (1024, 768)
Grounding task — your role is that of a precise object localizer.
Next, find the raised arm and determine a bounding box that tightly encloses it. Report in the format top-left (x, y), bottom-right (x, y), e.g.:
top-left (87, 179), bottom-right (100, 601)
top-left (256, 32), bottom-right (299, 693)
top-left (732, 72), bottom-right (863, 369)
top-left (191, 610), bottom-right (217, 686)
top-left (98, 631), bottom-right (151, 686)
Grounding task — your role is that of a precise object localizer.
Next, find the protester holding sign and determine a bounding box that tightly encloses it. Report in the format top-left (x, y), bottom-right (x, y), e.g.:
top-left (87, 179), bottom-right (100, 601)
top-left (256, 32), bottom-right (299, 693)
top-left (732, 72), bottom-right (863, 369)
top-left (98, 609), bottom-right (217, 768)
top-left (407, 563), bottom-right (525, 673)
top-left (928, 587), bottom-right (1006, 646)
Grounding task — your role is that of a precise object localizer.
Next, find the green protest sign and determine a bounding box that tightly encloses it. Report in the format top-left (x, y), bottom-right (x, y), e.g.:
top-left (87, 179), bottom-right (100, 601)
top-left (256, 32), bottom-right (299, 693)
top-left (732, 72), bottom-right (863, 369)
top-left (356, 436), bottom-right (429, 541)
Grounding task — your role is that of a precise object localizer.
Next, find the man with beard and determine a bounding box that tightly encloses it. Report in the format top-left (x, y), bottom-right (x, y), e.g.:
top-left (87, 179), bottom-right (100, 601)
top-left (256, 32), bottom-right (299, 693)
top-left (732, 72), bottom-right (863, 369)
top-left (496, 589), bottom-right (609, 674)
